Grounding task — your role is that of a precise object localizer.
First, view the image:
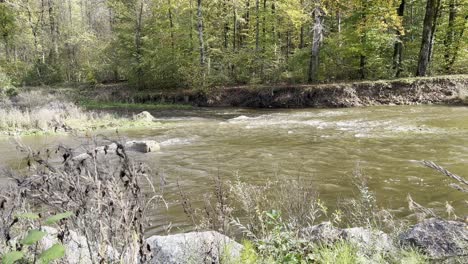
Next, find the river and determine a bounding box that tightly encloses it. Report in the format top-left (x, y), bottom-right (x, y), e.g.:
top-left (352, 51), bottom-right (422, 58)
top-left (1, 105), bottom-right (467, 235)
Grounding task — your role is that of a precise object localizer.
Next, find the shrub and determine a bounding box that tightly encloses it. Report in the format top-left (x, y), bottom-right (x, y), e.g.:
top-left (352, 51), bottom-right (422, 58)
top-left (0, 140), bottom-right (162, 263)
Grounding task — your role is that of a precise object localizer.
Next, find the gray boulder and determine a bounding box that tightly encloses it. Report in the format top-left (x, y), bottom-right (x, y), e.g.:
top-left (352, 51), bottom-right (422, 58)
top-left (146, 231), bottom-right (243, 264)
top-left (302, 222), bottom-right (396, 257)
top-left (125, 140), bottom-right (160, 153)
top-left (399, 218), bottom-right (468, 260)
top-left (41, 226), bottom-right (119, 264)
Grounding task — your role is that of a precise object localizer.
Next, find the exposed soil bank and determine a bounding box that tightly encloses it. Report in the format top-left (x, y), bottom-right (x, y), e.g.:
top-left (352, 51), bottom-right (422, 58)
top-left (89, 75), bottom-right (468, 108)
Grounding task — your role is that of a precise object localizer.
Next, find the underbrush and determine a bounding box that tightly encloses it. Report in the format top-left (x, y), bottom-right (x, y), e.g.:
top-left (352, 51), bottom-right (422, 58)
top-left (0, 139), bottom-right (162, 263)
top-left (178, 163), bottom-right (468, 263)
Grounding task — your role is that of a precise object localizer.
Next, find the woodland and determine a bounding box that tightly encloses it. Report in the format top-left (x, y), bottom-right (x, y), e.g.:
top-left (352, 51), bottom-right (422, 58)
top-left (0, 0), bottom-right (467, 90)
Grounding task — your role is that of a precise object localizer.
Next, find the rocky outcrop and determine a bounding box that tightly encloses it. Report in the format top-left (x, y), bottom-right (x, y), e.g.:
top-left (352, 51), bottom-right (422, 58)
top-left (399, 218), bottom-right (468, 261)
top-left (301, 222), bottom-right (396, 257)
top-left (133, 111), bottom-right (155, 122)
top-left (146, 231), bottom-right (243, 264)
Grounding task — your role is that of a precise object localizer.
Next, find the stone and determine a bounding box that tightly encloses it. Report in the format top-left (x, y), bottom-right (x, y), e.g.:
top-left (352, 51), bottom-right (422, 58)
top-left (133, 111), bottom-right (155, 122)
top-left (95, 143), bottom-right (118, 154)
top-left (71, 153), bottom-right (92, 163)
top-left (125, 140), bottom-right (160, 153)
top-left (301, 222), bottom-right (343, 244)
top-left (341, 227), bottom-right (396, 255)
top-left (301, 222), bottom-right (396, 258)
top-left (146, 231), bottom-right (243, 264)
top-left (399, 218), bottom-right (468, 260)
top-left (41, 226), bottom-right (119, 264)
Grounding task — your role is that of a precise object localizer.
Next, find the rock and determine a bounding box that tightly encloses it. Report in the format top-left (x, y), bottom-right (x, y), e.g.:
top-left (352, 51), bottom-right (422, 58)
top-left (302, 222), bottom-right (343, 244)
top-left (71, 153), bottom-right (92, 163)
top-left (41, 226), bottom-right (119, 264)
top-left (146, 231), bottom-right (243, 264)
top-left (133, 111), bottom-right (155, 122)
top-left (301, 222), bottom-right (396, 257)
top-left (125, 140), bottom-right (160, 153)
top-left (95, 143), bottom-right (118, 154)
top-left (342, 227), bottom-right (396, 255)
top-left (399, 218), bottom-right (468, 260)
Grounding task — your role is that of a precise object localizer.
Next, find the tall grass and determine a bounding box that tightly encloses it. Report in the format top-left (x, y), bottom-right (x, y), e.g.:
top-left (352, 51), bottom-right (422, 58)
top-left (0, 139), bottom-right (164, 263)
top-left (0, 90), bottom-right (155, 135)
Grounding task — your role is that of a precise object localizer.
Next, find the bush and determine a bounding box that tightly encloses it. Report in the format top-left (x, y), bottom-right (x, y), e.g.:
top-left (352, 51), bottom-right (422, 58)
top-left (0, 68), bottom-right (14, 96)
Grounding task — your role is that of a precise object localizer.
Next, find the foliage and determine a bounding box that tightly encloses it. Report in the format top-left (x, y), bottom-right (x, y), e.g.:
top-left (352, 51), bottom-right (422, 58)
top-left (0, 0), bottom-right (466, 88)
top-left (0, 212), bottom-right (71, 264)
top-left (0, 139), bottom-right (162, 263)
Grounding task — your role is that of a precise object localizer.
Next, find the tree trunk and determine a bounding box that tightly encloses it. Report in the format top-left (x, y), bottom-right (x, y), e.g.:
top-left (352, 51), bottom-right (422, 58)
top-left (444, 0), bottom-right (456, 72)
top-left (135, 1), bottom-right (144, 87)
top-left (299, 0), bottom-right (304, 49)
top-left (223, 0), bottom-right (229, 49)
top-left (47, 0), bottom-right (58, 64)
top-left (255, 0), bottom-right (260, 51)
top-left (168, 0), bottom-right (174, 50)
top-left (427, 0), bottom-right (441, 64)
top-left (416, 0), bottom-right (439, 76)
top-left (308, 6), bottom-right (324, 83)
top-left (189, 0), bottom-right (194, 52)
top-left (392, 0), bottom-right (405, 77)
top-left (233, 2), bottom-right (237, 51)
top-left (196, 0), bottom-right (205, 67)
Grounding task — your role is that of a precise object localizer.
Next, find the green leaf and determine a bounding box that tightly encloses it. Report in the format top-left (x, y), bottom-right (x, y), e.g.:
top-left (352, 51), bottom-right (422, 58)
top-left (16, 213), bottom-right (40, 220)
top-left (44, 212), bottom-right (73, 225)
top-left (39, 243), bottom-right (65, 264)
top-left (1, 251), bottom-right (24, 264)
top-left (20, 230), bottom-right (46, 245)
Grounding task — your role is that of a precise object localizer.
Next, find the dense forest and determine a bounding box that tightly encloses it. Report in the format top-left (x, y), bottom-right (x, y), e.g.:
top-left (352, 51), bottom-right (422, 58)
top-left (0, 0), bottom-right (467, 90)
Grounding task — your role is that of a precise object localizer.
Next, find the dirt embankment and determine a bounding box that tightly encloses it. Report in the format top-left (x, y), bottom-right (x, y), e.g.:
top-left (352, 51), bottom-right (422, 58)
top-left (89, 75), bottom-right (468, 108)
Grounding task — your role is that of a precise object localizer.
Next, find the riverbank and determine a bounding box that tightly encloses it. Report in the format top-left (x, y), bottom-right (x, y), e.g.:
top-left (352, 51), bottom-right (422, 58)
top-left (77, 75), bottom-right (468, 108)
top-left (0, 90), bottom-right (160, 137)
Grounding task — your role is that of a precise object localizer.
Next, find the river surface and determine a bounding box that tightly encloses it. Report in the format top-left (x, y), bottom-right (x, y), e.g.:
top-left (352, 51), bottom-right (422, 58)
top-left (1, 105), bottom-right (467, 235)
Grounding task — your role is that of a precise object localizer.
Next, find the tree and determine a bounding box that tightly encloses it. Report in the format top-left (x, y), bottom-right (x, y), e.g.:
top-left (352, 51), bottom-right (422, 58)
top-left (308, 1), bottom-right (325, 83)
top-left (392, 0), bottom-right (405, 77)
top-left (416, 0), bottom-right (441, 76)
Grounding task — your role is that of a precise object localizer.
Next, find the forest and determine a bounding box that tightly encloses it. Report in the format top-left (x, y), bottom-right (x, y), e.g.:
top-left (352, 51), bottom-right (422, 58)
top-left (0, 0), bottom-right (466, 90)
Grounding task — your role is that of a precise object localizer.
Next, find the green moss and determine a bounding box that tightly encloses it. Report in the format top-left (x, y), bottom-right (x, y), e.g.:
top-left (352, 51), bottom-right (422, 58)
top-left (79, 100), bottom-right (193, 110)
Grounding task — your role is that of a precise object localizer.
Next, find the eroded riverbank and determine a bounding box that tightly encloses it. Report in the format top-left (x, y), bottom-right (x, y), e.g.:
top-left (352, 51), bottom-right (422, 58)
top-left (82, 75), bottom-right (468, 108)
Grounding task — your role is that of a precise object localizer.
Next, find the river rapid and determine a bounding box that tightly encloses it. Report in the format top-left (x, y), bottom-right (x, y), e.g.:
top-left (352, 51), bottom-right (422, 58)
top-left (1, 105), bottom-right (467, 235)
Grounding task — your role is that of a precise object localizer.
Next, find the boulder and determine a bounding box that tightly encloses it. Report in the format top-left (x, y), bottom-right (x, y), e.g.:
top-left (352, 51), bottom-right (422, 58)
top-left (301, 222), bottom-right (343, 244)
top-left (399, 218), bottom-right (468, 260)
top-left (41, 226), bottom-right (119, 264)
top-left (133, 111), bottom-right (155, 122)
top-left (146, 231), bottom-right (243, 264)
top-left (301, 222), bottom-right (396, 257)
top-left (341, 227), bottom-right (396, 256)
top-left (125, 140), bottom-right (160, 153)
top-left (95, 143), bottom-right (118, 154)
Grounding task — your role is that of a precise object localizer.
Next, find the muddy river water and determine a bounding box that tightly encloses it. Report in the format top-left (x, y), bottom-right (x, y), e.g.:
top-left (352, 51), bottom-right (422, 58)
top-left (1, 105), bottom-right (467, 235)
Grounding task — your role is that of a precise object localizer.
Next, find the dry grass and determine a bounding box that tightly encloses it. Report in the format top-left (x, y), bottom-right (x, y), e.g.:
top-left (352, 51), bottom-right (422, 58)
top-left (0, 139), bottom-right (163, 263)
top-left (0, 90), bottom-right (156, 135)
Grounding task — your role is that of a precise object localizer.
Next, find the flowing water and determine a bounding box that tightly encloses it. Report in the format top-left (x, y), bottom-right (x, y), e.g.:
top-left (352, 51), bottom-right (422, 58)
top-left (1, 105), bottom-right (467, 235)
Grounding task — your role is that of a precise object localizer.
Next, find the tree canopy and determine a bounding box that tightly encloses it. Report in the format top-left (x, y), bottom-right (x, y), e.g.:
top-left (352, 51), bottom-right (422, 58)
top-left (0, 0), bottom-right (467, 89)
